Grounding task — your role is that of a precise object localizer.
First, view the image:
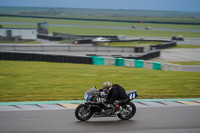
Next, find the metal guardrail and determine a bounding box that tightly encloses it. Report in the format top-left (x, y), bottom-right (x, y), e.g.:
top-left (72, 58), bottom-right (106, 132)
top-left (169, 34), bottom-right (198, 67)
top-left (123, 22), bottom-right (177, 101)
top-left (0, 45), bottom-right (135, 52)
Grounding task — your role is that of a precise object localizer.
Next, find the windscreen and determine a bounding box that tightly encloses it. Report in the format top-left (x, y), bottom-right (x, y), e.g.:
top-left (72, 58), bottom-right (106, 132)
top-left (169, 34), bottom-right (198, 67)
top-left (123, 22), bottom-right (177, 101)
top-left (84, 87), bottom-right (99, 101)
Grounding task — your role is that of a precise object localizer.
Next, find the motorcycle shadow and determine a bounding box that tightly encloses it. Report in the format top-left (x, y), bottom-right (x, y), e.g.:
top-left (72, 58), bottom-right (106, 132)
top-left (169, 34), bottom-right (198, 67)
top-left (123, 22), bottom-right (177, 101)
top-left (76, 118), bottom-right (136, 126)
top-left (74, 119), bottom-right (138, 132)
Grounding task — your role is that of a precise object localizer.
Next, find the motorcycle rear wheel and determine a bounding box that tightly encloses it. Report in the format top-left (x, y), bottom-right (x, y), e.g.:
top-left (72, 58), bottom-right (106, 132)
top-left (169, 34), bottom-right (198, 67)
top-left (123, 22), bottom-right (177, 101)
top-left (117, 102), bottom-right (136, 120)
top-left (75, 104), bottom-right (93, 121)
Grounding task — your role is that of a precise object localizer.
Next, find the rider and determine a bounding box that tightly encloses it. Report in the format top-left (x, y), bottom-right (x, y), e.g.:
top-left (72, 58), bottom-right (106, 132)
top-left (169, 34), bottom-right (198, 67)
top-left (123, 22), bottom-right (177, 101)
top-left (98, 81), bottom-right (129, 113)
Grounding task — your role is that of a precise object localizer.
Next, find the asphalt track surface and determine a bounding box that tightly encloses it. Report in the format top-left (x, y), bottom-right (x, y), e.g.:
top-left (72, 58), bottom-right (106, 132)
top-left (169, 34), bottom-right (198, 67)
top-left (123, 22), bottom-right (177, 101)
top-left (1, 22), bottom-right (200, 32)
top-left (0, 106), bottom-right (200, 133)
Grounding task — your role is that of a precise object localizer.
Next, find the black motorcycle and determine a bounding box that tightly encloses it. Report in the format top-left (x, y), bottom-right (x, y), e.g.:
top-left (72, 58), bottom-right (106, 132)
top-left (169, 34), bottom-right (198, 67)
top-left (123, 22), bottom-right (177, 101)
top-left (75, 87), bottom-right (138, 121)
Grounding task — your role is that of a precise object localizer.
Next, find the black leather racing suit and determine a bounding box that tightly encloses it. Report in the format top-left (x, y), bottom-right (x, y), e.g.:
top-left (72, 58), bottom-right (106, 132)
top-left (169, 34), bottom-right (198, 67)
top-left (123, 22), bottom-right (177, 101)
top-left (105, 84), bottom-right (129, 104)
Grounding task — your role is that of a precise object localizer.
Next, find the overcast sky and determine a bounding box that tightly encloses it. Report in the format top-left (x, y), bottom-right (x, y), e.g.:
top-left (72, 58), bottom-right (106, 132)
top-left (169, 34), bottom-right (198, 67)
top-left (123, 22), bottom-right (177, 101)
top-left (0, 0), bottom-right (200, 12)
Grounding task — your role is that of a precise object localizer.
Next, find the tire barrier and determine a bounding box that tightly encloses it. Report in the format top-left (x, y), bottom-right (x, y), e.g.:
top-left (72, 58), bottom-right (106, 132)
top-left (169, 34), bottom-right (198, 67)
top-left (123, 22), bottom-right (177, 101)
top-left (150, 41), bottom-right (176, 50)
top-left (108, 40), bottom-right (177, 52)
top-left (72, 39), bottom-right (176, 50)
top-left (134, 47), bottom-right (144, 53)
top-left (37, 34), bottom-right (63, 41)
top-left (91, 56), bottom-right (105, 65)
top-left (74, 39), bottom-right (92, 44)
top-left (40, 31), bottom-right (177, 51)
top-left (0, 51), bottom-right (181, 71)
top-left (153, 62), bottom-right (162, 70)
top-left (90, 56), bottom-right (182, 71)
top-left (86, 50), bottom-right (160, 60)
top-left (53, 32), bottom-right (119, 41)
top-left (125, 50), bottom-right (160, 60)
top-left (114, 58), bottom-right (125, 66)
top-left (134, 60), bottom-right (144, 68)
top-left (0, 51), bottom-right (92, 64)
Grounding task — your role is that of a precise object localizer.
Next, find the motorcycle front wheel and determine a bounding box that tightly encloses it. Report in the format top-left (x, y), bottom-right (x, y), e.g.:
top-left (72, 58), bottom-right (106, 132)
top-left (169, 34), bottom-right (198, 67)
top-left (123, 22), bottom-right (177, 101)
top-left (117, 102), bottom-right (136, 120)
top-left (75, 104), bottom-right (93, 121)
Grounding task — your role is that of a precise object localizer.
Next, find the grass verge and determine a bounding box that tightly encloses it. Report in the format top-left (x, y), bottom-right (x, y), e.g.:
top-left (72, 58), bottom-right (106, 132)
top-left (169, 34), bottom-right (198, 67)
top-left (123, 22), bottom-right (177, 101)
top-left (167, 61), bottom-right (200, 65)
top-left (0, 60), bottom-right (199, 102)
top-left (2, 24), bottom-right (200, 38)
top-left (0, 40), bottom-right (40, 44)
top-left (1, 16), bottom-right (200, 30)
top-left (171, 44), bottom-right (200, 48)
top-left (97, 41), bottom-right (162, 47)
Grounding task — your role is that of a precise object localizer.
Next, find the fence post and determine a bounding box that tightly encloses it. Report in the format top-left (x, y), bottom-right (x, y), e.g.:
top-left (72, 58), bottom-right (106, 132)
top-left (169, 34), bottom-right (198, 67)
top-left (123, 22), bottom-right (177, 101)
top-left (68, 46), bottom-right (70, 52)
top-left (95, 46), bottom-right (97, 52)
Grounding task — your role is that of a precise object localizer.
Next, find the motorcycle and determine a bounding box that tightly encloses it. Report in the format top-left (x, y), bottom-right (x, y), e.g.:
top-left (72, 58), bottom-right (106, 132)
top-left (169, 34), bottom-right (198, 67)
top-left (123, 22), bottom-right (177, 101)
top-left (75, 86), bottom-right (138, 121)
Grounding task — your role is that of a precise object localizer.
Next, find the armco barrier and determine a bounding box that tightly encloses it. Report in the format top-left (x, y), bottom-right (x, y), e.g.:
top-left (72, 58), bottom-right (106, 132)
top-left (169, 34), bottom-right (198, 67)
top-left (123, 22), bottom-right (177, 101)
top-left (161, 63), bottom-right (171, 71)
top-left (161, 63), bottom-right (182, 71)
top-left (171, 64), bottom-right (182, 71)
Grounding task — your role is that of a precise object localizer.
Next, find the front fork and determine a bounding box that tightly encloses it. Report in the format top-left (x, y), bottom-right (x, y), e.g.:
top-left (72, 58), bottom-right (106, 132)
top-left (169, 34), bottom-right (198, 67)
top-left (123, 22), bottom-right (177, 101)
top-left (83, 102), bottom-right (92, 112)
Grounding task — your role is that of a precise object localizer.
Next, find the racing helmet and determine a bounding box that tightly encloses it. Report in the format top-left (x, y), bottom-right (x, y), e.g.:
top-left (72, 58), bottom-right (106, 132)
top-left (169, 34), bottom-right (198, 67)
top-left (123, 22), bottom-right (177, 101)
top-left (102, 81), bottom-right (112, 94)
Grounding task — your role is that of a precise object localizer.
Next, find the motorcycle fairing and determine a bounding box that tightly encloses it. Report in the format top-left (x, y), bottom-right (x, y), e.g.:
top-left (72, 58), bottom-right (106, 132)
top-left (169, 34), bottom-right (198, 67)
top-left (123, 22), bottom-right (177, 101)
top-left (126, 90), bottom-right (138, 101)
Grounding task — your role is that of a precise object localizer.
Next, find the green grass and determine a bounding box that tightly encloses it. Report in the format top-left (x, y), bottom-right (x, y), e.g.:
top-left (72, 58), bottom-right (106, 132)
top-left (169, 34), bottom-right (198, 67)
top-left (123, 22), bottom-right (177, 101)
top-left (167, 61), bottom-right (200, 65)
top-left (94, 42), bottom-right (200, 49)
top-left (1, 16), bottom-right (200, 30)
top-left (97, 41), bottom-right (162, 47)
top-left (0, 40), bottom-right (40, 44)
top-left (171, 44), bottom-right (200, 48)
top-left (1, 16), bottom-right (200, 38)
top-left (2, 24), bottom-right (200, 38)
top-left (0, 60), bottom-right (200, 102)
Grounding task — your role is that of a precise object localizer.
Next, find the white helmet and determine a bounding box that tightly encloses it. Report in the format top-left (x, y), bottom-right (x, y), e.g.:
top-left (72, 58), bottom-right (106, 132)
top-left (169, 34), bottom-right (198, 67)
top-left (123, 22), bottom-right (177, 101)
top-left (102, 81), bottom-right (112, 94)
